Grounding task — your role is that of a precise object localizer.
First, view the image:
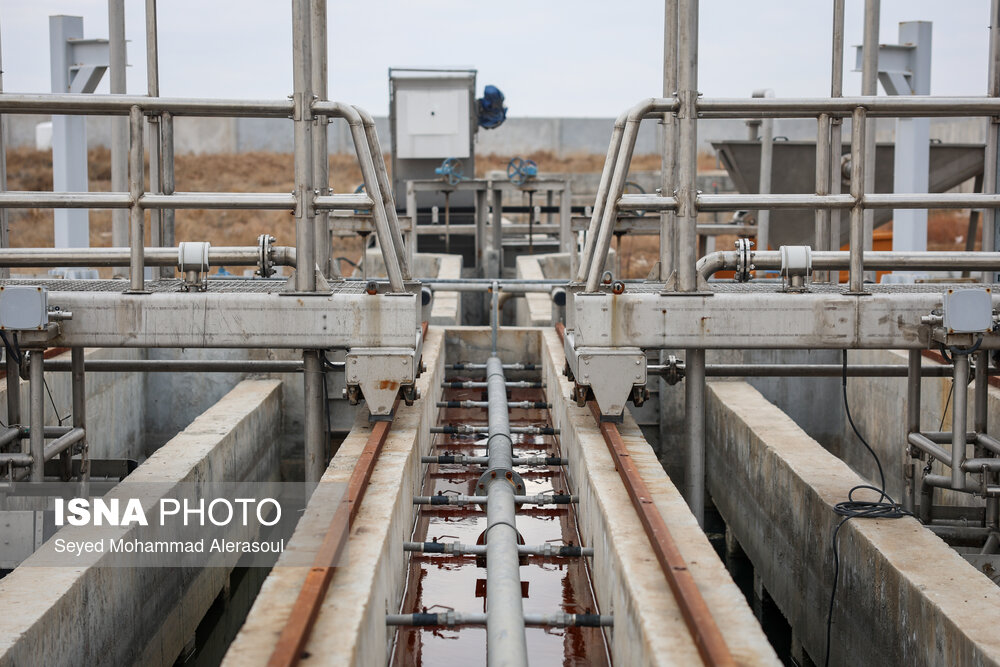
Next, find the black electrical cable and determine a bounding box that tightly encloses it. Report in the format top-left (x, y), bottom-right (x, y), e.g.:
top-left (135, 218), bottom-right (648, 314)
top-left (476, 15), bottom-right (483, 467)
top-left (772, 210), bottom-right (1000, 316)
top-left (824, 350), bottom-right (911, 667)
top-left (0, 331), bottom-right (22, 366)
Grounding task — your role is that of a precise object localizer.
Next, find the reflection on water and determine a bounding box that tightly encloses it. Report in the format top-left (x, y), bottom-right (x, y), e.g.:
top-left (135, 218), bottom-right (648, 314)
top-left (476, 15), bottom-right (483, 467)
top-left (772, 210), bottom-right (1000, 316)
top-left (390, 386), bottom-right (611, 666)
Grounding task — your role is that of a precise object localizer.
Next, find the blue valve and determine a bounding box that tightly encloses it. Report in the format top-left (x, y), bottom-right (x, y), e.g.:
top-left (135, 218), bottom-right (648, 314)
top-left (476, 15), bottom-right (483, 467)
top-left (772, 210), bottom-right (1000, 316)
top-left (434, 158), bottom-right (465, 186)
top-left (506, 157), bottom-right (538, 185)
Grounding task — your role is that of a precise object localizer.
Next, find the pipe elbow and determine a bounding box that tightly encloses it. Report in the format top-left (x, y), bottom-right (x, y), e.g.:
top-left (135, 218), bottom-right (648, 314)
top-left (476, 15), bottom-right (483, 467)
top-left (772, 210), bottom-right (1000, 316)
top-left (696, 251), bottom-right (733, 280)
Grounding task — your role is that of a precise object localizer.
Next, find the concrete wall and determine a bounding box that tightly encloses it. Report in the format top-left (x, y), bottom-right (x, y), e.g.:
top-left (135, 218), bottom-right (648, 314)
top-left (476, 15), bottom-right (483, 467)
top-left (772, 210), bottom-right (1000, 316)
top-left (223, 329), bottom-right (445, 666)
top-left (541, 330), bottom-right (778, 665)
top-left (7, 114), bottom-right (987, 155)
top-left (706, 380), bottom-right (1000, 667)
top-left (0, 379), bottom-right (283, 667)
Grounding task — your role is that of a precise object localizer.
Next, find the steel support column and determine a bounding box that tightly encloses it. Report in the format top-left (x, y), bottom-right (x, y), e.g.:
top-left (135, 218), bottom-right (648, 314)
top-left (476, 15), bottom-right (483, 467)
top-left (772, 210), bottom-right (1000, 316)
top-left (29, 351), bottom-right (45, 482)
top-left (304, 350), bottom-right (325, 484)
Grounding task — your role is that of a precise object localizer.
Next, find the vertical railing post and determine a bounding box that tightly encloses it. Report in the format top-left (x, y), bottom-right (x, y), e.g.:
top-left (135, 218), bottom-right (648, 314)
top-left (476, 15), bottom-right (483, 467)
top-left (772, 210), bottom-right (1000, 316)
top-left (128, 104), bottom-right (146, 292)
top-left (848, 106), bottom-right (867, 293)
top-left (311, 0), bottom-right (335, 279)
top-left (292, 0), bottom-right (316, 293)
top-left (660, 0), bottom-right (679, 280)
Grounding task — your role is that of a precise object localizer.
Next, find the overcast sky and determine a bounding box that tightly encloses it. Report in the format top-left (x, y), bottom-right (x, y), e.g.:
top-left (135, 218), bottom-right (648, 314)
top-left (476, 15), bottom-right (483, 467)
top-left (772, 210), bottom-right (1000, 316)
top-left (0, 1), bottom-right (992, 117)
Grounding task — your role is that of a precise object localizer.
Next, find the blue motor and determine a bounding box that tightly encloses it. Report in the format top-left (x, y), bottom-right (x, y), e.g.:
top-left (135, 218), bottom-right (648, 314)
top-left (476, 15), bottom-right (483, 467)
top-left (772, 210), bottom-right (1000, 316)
top-left (477, 85), bottom-right (507, 130)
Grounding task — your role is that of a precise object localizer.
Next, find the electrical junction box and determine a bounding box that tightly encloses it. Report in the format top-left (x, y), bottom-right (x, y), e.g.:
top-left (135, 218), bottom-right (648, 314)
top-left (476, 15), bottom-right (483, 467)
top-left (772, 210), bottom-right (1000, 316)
top-left (396, 87), bottom-right (470, 159)
top-left (943, 288), bottom-right (993, 334)
top-left (0, 285), bottom-right (48, 330)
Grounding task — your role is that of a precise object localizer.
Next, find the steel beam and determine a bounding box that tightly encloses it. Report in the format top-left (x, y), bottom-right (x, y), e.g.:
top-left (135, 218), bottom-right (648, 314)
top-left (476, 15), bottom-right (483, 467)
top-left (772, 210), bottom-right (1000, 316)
top-left (569, 290), bottom-right (1000, 350)
top-left (35, 291), bottom-right (417, 348)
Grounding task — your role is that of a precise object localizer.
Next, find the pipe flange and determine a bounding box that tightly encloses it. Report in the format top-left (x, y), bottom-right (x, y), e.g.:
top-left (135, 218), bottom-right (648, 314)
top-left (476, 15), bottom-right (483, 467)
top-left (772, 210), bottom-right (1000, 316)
top-left (476, 468), bottom-right (526, 498)
top-left (734, 237), bottom-right (755, 282)
top-left (256, 234), bottom-right (276, 278)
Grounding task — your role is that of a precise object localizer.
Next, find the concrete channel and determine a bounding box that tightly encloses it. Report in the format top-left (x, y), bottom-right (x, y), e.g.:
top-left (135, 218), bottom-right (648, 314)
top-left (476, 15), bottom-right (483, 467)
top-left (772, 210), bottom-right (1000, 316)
top-left (226, 327), bottom-right (779, 665)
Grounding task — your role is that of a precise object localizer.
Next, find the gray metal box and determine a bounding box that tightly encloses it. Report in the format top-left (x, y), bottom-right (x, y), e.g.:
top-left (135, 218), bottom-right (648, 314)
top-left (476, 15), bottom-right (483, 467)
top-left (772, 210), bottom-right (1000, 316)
top-left (943, 288), bottom-right (993, 334)
top-left (0, 285), bottom-right (48, 330)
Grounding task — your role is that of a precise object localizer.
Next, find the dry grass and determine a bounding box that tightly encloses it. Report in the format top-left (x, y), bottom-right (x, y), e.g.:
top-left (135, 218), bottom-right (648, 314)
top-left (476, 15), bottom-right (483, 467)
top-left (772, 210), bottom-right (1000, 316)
top-left (6, 147), bottom-right (977, 280)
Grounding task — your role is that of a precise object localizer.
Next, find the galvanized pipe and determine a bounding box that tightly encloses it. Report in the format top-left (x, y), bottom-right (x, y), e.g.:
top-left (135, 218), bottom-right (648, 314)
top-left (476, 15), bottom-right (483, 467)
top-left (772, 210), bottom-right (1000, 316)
top-left (44, 427), bottom-right (85, 462)
top-left (0, 245), bottom-right (296, 268)
top-left (0, 93), bottom-right (294, 117)
top-left (28, 351), bottom-right (44, 482)
top-left (145, 0), bottom-right (163, 259)
top-left (44, 359), bottom-right (312, 373)
top-left (0, 191), bottom-right (372, 211)
top-left (16, 90), bottom-right (1000, 121)
top-left (848, 106), bottom-right (866, 292)
top-left (676, 0), bottom-right (699, 293)
top-left (160, 111), bottom-right (176, 274)
top-left (905, 350), bottom-right (922, 511)
top-left (619, 191), bottom-right (1000, 213)
top-left (648, 362), bottom-right (985, 378)
top-left (355, 106), bottom-right (410, 281)
top-left (684, 347), bottom-right (705, 525)
top-left (317, 101), bottom-right (404, 291)
top-left (576, 113), bottom-right (626, 284)
top-left (128, 105), bottom-right (145, 291)
top-left (829, 0), bottom-right (845, 260)
top-left (585, 116), bottom-right (641, 291)
top-left (109, 0), bottom-right (129, 250)
top-left (68, 348), bottom-right (85, 480)
top-left (754, 89), bottom-right (775, 252)
top-left (311, 0), bottom-right (332, 279)
top-left (304, 350), bottom-right (325, 484)
top-left (815, 113), bottom-right (832, 281)
top-left (660, 0), bottom-right (679, 280)
top-left (908, 433), bottom-right (950, 466)
top-left (984, 0), bottom-right (1000, 282)
top-left (696, 249), bottom-right (1000, 279)
top-left (861, 0), bottom-right (880, 280)
top-left (5, 350), bottom-right (19, 428)
top-left (292, 0), bottom-right (316, 293)
top-left (483, 356), bottom-right (528, 666)
top-left (952, 353), bottom-right (970, 491)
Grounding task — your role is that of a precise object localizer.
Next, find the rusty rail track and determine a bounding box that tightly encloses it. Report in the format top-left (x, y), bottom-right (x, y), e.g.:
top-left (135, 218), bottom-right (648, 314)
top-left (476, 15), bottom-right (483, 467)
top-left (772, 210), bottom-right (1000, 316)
top-left (268, 323), bottom-right (427, 666)
top-left (267, 409), bottom-right (397, 667)
top-left (555, 321), bottom-right (734, 666)
top-left (588, 401), bottom-right (735, 667)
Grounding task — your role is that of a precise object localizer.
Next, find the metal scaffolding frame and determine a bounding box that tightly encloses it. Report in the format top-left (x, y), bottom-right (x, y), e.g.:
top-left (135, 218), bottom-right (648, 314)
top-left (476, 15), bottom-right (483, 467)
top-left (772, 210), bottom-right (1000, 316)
top-left (561, 0), bottom-right (1000, 529)
top-left (0, 0), bottom-right (419, 485)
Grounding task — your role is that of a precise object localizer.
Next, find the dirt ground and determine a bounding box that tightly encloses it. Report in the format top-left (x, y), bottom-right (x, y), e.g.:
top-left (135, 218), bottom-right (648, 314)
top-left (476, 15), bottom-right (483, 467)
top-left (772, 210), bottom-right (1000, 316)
top-left (5, 147), bottom-right (977, 279)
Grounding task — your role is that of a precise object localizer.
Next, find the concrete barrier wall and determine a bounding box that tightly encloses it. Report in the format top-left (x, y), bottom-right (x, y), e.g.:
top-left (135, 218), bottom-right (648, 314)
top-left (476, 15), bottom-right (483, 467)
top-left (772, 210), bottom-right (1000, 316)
top-left (706, 380), bottom-right (1000, 666)
top-left (541, 330), bottom-right (778, 666)
top-left (223, 329), bottom-right (444, 666)
top-left (7, 114), bottom-right (987, 155)
top-left (0, 379), bottom-right (283, 667)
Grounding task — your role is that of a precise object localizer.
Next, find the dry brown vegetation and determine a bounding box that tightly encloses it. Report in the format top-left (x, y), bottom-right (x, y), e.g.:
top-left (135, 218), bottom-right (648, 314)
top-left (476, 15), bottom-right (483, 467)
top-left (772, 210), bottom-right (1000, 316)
top-left (6, 147), bottom-right (976, 279)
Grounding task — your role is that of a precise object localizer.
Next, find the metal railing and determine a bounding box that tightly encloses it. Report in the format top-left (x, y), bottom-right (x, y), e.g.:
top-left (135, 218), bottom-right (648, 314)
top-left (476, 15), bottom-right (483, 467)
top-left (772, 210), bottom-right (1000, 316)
top-left (0, 0), bottom-right (409, 294)
top-left (579, 0), bottom-right (1000, 294)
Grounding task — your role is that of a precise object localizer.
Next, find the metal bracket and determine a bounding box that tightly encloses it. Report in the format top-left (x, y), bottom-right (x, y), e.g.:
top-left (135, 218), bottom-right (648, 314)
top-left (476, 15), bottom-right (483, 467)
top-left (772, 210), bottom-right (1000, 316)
top-left (346, 346), bottom-right (417, 417)
top-left (779, 245), bottom-right (812, 292)
top-left (178, 241), bottom-right (210, 292)
top-left (563, 329), bottom-right (645, 417)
